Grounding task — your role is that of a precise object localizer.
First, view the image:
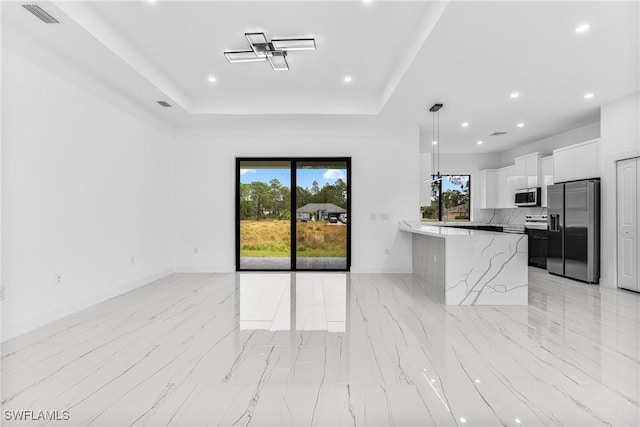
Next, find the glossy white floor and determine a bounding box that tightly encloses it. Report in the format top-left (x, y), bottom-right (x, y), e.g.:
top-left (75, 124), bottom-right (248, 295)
top-left (2, 269), bottom-right (639, 426)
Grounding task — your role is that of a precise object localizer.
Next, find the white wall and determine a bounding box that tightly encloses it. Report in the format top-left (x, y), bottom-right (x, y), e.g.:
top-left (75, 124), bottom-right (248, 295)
top-left (2, 44), bottom-right (175, 339)
top-left (600, 92), bottom-right (640, 288)
top-left (173, 120), bottom-right (419, 274)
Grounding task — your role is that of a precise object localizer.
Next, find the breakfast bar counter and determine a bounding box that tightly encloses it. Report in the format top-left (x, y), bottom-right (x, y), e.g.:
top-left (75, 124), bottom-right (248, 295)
top-left (399, 221), bottom-right (528, 305)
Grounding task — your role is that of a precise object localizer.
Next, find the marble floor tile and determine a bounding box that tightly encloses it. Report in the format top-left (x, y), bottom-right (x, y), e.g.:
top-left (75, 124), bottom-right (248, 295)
top-left (2, 269), bottom-right (639, 426)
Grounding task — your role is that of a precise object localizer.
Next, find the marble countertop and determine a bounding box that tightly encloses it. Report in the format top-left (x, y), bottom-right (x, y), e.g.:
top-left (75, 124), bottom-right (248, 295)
top-left (410, 221), bottom-right (514, 227)
top-left (398, 220), bottom-right (524, 238)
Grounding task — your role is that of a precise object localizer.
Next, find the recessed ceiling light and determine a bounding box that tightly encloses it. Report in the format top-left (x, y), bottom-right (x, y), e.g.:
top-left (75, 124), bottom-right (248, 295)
top-left (517, 123), bottom-right (525, 128)
top-left (344, 76), bottom-right (352, 83)
top-left (575, 23), bottom-right (590, 33)
top-left (584, 92), bottom-right (594, 99)
top-left (460, 418), bottom-right (467, 423)
top-left (510, 92), bottom-right (520, 99)
top-left (363, 0), bottom-right (373, 3)
top-left (146, 0), bottom-right (157, 3)
top-left (515, 419), bottom-right (522, 424)
top-left (208, 76), bottom-right (217, 83)
top-left (461, 122), bottom-right (469, 127)
top-left (477, 140), bottom-right (483, 145)
top-left (432, 140), bottom-right (438, 145)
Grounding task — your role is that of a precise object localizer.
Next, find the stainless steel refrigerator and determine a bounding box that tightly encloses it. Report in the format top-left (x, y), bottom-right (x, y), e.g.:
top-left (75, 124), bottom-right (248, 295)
top-left (547, 179), bottom-right (600, 283)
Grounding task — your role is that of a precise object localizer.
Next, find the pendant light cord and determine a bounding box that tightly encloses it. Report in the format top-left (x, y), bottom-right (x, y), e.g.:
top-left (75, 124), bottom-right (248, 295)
top-left (432, 112), bottom-right (435, 180)
top-left (437, 110), bottom-right (440, 178)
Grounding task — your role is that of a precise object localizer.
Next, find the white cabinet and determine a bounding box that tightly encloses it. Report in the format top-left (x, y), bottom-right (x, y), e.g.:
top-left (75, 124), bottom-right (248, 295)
top-left (480, 165), bottom-right (517, 209)
top-left (479, 169), bottom-right (498, 209)
top-left (496, 168), bottom-right (507, 208)
top-left (540, 156), bottom-right (554, 207)
top-left (514, 153), bottom-right (541, 190)
top-left (504, 166), bottom-right (516, 208)
top-left (494, 166), bottom-right (515, 208)
top-left (525, 154), bottom-right (540, 187)
top-left (513, 157), bottom-right (526, 191)
top-left (553, 139), bottom-right (600, 183)
top-left (617, 157), bottom-right (640, 292)
top-left (553, 148), bottom-right (573, 183)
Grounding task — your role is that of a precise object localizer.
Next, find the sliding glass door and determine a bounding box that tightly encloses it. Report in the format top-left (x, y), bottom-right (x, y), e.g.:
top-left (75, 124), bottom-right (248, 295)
top-left (236, 158), bottom-right (350, 271)
top-left (237, 160), bottom-right (292, 270)
top-left (295, 160), bottom-right (348, 270)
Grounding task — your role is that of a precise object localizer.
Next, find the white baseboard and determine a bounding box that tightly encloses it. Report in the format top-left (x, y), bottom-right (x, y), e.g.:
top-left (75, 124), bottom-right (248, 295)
top-left (173, 265), bottom-right (236, 273)
top-left (174, 265), bottom-right (414, 274)
top-left (350, 265), bottom-right (413, 274)
top-left (2, 268), bottom-right (174, 342)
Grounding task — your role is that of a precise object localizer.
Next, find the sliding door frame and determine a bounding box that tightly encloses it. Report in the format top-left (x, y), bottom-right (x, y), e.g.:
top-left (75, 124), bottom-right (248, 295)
top-left (236, 157), bottom-right (351, 272)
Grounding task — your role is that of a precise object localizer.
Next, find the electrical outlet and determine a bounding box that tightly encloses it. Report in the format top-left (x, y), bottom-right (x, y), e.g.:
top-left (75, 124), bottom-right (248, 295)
top-left (369, 213), bottom-right (377, 220)
top-left (193, 247), bottom-right (199, 255)
top-left (55, 273), bottom-right (62, 285)
top-left (384, 248), bottom-right (390, 255)
top-left (130, 256), bottom-right (135, 266)
top-left (380, 213), bottom-right (390, 220)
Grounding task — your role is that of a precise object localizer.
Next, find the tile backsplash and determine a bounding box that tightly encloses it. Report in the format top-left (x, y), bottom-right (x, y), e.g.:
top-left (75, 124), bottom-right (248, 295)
top-left (475, 207), bottom-right (547, 226)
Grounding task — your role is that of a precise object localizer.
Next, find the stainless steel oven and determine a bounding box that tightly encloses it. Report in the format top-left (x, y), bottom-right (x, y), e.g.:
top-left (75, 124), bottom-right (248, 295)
top-left (514, 187), bottom-right (541, 207)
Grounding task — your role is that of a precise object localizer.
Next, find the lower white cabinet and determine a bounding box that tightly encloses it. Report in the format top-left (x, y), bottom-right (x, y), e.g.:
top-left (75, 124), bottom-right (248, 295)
top-left (617, 157), bottom-right (640, 292)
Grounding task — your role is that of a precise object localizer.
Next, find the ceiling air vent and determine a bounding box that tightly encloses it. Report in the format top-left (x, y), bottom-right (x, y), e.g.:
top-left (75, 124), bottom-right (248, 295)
top-left (489, 131), bottom-right (508, 136)
top-left (22, 5), bottom-right (59, 24)
top-left (157, 101), bottom-right (172, 108)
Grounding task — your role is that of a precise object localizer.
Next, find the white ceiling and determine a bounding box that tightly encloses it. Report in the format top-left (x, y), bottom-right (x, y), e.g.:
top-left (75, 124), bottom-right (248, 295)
top-left (382, 0), bottom-right (640, 152)
top-left (2, 0), bottom-right (638, 153)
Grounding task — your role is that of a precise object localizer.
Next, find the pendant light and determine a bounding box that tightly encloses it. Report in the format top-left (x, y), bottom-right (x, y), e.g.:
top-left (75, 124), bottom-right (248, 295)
top-left (425, 103), bottom-right (444, 183)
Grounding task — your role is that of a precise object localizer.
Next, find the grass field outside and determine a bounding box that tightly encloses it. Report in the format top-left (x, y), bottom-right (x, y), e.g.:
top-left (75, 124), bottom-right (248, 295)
top-left (240, 220), bottom-right (346, 258)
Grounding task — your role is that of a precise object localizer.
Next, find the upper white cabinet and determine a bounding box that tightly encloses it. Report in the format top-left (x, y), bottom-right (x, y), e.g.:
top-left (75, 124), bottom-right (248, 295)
top-left (553, 139), bottom-right (600, 183)
top-left (496, 167), bottom-right (508, 208)
top-left (479, 165), bottom-right (521, 209)
top-left (504, 166), bottom-right (516, 208)
top-left (540, 156), bottom-right (554, 207)
top-left (486, 166), bottom-right (515, 209)
top-left (514, 153), bottom-right (541, 189)
top-left (526, 154), bottom-right (540, 187)
top-left (479, 169), bottom-right (498, 209)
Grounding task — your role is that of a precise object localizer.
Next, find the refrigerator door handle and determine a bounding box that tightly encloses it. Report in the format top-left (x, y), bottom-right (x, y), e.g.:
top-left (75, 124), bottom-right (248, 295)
top-left (586, 180), bottom-right (600, 283)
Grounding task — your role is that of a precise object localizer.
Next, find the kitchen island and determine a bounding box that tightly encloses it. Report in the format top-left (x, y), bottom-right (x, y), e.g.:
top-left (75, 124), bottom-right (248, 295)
top-left (399, 221), bottom-right (528, 305)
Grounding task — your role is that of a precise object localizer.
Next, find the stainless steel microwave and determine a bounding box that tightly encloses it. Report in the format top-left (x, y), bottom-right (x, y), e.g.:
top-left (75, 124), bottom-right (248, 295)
top-left (514, 187), bottom-right (541, 207)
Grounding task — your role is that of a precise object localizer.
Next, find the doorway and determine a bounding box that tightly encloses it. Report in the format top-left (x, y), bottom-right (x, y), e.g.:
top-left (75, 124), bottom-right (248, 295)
top-left (236, 158), bottom-right (351, 271)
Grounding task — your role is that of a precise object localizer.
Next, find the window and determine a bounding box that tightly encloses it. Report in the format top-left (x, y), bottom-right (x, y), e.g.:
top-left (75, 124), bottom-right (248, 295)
top-left (236, 158), bottom-right (351, 271)
top-left (421, 175), bottom-right (470, 222)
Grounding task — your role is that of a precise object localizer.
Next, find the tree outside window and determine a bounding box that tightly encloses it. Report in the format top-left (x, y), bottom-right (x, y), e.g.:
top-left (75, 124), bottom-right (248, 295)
top-left (421, 175), bottom-right (470, 222)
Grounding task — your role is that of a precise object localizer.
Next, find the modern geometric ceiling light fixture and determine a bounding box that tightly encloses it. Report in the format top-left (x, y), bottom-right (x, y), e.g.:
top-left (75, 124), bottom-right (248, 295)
top-left (224, 32), bottom-right (316, 71)
top-left (426, 103), bottom-right (444, 184)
